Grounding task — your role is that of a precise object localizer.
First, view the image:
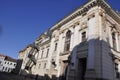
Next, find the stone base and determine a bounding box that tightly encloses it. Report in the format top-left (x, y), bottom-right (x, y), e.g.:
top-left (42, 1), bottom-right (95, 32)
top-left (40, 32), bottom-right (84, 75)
top-left (85, 69), bottom-right (108, 80)
top-left (85, 69), bottom-right (96, 80)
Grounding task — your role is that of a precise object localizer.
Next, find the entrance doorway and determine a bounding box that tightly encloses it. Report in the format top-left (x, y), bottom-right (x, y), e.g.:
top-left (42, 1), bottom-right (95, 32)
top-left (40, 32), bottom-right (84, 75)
top-left (78, 58), bottom-right (87, 80)
top-left (60, 61), bottom-right (68, 80)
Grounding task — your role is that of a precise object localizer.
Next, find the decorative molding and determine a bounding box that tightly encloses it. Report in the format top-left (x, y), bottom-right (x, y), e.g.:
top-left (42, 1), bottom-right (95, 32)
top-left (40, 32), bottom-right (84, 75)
top-left (99, 10), bottom-right (105, 17)
top-left (54, 38), bottom-right (59, 42)
top-left (74, 21), bottom-right (80, 26)
top-left (99, 0), bottom-right (120, 24)
top-left (51, 0), bottom-right (98, 31)
top-left (62, 36), bottom-right (65, 38)
top-left (60, 30), bottom-right (64, 34)
top-left (81, 22), bottom-right (87, 28)
top-left (50, 0), bottom-right (120, 32)
top-left (88, 13), bottom-right (95, 20)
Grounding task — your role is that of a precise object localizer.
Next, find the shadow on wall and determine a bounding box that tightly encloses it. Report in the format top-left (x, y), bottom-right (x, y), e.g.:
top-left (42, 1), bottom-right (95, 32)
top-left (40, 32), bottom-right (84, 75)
top-left (62, 38), bottom-right (119, 80)
top-left (71, 38), bottom-right (119, 80)
top-left (18, 38), bottom-right (119, 80)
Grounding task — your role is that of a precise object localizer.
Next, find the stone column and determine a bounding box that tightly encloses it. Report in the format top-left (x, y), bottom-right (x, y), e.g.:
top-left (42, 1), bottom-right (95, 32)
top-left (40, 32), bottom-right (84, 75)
top-left (108, 26), bottom-right (112, 47)
top-left (47, 37), bottom-right (55, 69)
top-left (56, 33), bottom-right (63, 68)
top-left (71, 25), bottom-right (79, 68)
top-left (116, 33), bottom-right (119, 51)
top-left (61, 32), bottom-right (65, 52)
top-left (118, 34), bottom-right (120, 52)
top-left (85, 11), bottom-right (101, 79)
top-left (118, 62), bottom-right (120, 73)
top-left (70, 27), bottom-right (74, 51)
top-left (87, 14), bottom-right (96, 70)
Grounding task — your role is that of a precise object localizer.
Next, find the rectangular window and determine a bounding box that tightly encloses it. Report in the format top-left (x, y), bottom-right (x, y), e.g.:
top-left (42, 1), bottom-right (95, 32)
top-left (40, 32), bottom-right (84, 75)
top-left (46, 49), bottom-right (49, 58)
top-left (41, 50), bottom-right (44, 58)
top-left (54, 43), bottom-right (57, 51)
top-left (44, 63), bottom-right (46, 69)
top-left (81, 32), bottom-right (86, 42)
top-left (39, 64), bottom-right (41, 68)
top-left (5, 67), bottom-right (7, 71)
top-left (112, 32), bottom-right (117, 50)
top-left (10, 63), bottom-right (12, 65)
top-left (115, 63), bottom-right (120, 78)
top-left (2, 67), bottom-right (4, 71)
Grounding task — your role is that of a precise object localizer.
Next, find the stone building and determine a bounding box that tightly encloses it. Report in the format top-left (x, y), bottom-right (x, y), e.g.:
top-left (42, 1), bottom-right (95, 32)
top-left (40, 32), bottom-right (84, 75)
top-left (19, 0), bottom-right (120, 80)
top-left (0, 54), bottom-right (17, 73)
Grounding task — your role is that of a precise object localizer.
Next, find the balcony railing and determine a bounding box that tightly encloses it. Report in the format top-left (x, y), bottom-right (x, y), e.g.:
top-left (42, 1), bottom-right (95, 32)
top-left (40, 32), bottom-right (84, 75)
top-left (60, 51), bottom-right (71, 56)
top-left (25, 60), bottom-right (31, 70)
top-left (28, 54), bottom-right (36, 65)
top-left (110, 46), bottom-right (120, 59)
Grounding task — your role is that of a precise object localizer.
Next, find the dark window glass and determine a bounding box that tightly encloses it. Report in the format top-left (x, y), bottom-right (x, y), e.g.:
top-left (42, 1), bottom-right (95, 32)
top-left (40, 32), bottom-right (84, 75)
top-left (44, 63), bottom-right (46, 68)
top-left (5, 67), bottom-right (7, 71)
top-left (82, 32), bottom-right (86, 42)
top-left (115, 63), bottom-right (120, 78)
top-left (46, 49), bottom-right (49, 58)
top-left (10, 63), bottom-right (12, 65)
top-left (112, 32), bottom-right (116, 50)
top-left (64, 30), bottom-right (71, 51)
top-left (55, 43), bottom-right (57, 51)
top-left (2, 67), bottom-right (4, 71)
top-left (39, 64), bottom-right (41, 68)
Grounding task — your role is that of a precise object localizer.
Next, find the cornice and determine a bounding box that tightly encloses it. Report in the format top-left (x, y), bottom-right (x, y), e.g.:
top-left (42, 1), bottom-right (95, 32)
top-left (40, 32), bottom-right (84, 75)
top-left (50, 0), bottom-right (97, 31)
top-left (50, 0), bottom-right (120, 31)
top-left (38, 40), bottom-right (51, 47)
top-left (99, 0), bottom-right (120, 24)
top-left (19, 44), bottom-right (32, 53)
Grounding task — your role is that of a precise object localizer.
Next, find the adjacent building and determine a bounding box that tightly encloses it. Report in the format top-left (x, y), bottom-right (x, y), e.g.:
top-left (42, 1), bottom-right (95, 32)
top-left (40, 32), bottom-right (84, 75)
top-left (0, 54), bottom-right (17, 73)
top-left (19, 0), bottom-right (120, 80)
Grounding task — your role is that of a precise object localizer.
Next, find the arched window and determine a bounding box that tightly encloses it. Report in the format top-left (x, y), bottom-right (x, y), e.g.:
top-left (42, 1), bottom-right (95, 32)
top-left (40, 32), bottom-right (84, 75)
top-left (64, 30), bottom-right (71, 51)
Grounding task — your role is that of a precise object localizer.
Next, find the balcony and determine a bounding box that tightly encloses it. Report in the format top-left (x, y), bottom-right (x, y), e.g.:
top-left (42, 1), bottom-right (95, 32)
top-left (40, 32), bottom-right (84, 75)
top-left (25, 66), bottom-right (30, 70)
top-left (25, 60), bottom-right (31, 70)
top-left (111, 48), bottom-right (120, 59)
top-left (60, 51), bottom-right (71, 56)
top-left (28, 54), bottom-right (37, 65)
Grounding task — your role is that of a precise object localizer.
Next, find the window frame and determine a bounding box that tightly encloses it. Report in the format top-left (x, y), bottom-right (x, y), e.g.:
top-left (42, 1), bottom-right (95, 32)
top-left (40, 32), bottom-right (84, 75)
top-left (64, 30), bottom-right (71, 51)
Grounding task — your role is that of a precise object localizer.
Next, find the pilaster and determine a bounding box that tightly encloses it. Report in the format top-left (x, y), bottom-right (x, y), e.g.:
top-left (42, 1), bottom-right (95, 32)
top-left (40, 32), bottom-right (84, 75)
top-left (56, 33), bottom-right (63, 68)
top-left (87, 13), bottom-right (96, 70)
top-left (116, 33), bottom-right (119, 51)
top-left (85, 11), bottom-right (100, 79)
top-left (71, 24), bottom-right (79, 69)
top-left (47, 38), bottom-right (55, 70)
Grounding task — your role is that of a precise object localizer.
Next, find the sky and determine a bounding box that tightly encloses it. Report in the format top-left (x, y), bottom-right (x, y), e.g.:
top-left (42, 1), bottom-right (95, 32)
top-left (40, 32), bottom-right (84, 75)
top-left (0, 0), bottom-right (120, 59)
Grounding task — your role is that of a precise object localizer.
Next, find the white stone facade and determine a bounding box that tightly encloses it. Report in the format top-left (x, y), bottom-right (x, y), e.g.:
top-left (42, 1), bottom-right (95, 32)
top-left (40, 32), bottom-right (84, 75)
top-left (0, 55), bottom-right (16, 73)
top-left (19, 0), bottom-right (120, 80)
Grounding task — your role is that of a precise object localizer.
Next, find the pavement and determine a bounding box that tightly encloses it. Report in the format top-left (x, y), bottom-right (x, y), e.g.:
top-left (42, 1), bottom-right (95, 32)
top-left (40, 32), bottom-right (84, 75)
top-left (0, 72), bottom-right (32, 80)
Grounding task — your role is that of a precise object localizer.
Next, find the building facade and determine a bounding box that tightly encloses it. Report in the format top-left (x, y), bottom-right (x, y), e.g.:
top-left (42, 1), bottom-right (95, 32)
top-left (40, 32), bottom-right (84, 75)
top-left (0, 54), bottom-right (17, 73)
top-left (19, 0), bottom-right (120, 80)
